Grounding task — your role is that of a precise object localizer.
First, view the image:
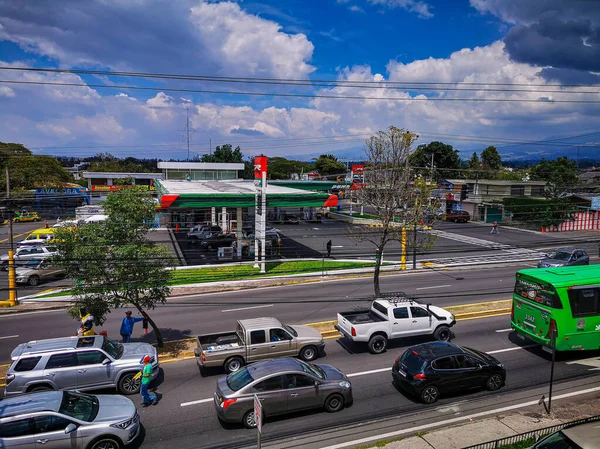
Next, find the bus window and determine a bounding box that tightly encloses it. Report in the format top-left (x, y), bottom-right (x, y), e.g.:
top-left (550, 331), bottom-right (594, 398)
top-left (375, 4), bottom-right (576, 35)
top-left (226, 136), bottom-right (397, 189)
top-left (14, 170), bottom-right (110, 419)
top-left (514, 278), bottom-right (562, 308)
top-left (568, 288), bottom-right (600, 318)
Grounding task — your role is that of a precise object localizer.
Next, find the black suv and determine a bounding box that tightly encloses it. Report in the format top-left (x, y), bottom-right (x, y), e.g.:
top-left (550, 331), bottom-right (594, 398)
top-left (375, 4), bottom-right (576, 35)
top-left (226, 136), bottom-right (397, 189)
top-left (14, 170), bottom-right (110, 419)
top-left (392, 342), bottom-right (506, 404)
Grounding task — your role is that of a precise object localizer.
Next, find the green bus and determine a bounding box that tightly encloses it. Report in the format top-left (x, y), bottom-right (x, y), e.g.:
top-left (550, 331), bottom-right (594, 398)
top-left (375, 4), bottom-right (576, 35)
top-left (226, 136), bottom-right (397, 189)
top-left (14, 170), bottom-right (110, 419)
top-left (511, 265), bottom-right (600, 352)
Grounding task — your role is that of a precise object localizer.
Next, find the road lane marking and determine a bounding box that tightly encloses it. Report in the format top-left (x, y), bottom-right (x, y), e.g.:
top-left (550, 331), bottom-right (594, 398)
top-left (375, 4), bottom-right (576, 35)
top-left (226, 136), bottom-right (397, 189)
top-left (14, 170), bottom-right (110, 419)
top-left (221, 304), bottom-right (274, 313)
top-left (179, 344), bottom-right (536, 407)
top-left (0, 335), bottom-right (19, 340)
top-left (495, 328), bottom-right (513, 333)
top-left (416, 284), bottom-right (451, 291)
top-left (320, 386), bottom-right (600, 449)
top-left (181, 398), bottom-right (214, 407)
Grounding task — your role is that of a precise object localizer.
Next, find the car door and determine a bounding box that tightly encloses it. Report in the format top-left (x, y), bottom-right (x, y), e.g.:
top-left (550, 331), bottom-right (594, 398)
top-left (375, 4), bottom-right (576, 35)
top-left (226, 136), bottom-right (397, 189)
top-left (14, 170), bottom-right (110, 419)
top-left (431, 356), bottom-right (462, 394)
top-left (575, 250), bottom-right (589, 265)
top-left (246, 330), bottom-right (270, 362)
top-left (32, 415), bottom-right (81, 449)
top-left (391, 307), bottom-right (412, 338)
top-left (409, 306), bottom-right (433, 335)
top-left (76, 350), bottom-right (112, 389)
top-left (252, 375), bottom-right (288, 416)
top-left (284, 373), bottom-right (321, 412)
top-left (38, 262), bottom-right (64, 281)
top-left (43, 353), bottom-right (78, 390)
top-left (454, 355), bottom-right (486, 389)
top-left (268, 328), bottom-right (296, 357)
top-left (0, 418), bottom-right (36, 448)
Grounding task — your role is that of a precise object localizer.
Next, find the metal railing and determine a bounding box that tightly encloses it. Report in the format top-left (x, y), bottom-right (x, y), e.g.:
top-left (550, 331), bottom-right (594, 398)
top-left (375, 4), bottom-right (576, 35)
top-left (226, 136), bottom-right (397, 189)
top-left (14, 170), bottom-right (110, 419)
top-left (462, 415), bottom-right (600, 449)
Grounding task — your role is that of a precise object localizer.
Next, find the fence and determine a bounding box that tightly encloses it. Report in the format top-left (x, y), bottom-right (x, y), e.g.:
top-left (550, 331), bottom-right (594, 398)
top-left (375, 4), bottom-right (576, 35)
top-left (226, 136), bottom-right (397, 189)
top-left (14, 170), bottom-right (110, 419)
top-left (462, 415), bottom-right (600, 449)
top-left (542, 210), bottom-right (600, 232)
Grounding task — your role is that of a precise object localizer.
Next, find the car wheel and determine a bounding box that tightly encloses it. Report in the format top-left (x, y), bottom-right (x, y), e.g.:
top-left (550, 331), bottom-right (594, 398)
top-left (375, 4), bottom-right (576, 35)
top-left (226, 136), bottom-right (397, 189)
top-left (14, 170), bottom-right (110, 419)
top-left (118, 372), bottom-right (141, 395)
top-left (433, 325), bottom-right (451, 342)
top-left (88, 437), bottom-right (122, 449)
top-left (28, 275), bottom-right (40, 287)
top-left (243, 409), bottom-right (258, 429)
top-left (29, 385), bottom-right (53, 392)
top-left (224, 357), bottom-right (244, 374)
top-left (299, 345), bottom-right (318, 362)
top-left (486, 374), bottom-right (503, 391)
top-left (421, 385), bottom-right (439, 404)
top-left (367, 335), bottom-right (387, 354)
top-left (324, 393), bottom-right (345, 413)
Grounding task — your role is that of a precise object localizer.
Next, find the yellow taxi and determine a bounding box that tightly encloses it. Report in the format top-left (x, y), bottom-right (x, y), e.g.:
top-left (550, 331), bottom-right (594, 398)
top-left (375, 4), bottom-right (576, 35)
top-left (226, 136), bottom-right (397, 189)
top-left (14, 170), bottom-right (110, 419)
top-left (13, 212), bottom-right (42, 223)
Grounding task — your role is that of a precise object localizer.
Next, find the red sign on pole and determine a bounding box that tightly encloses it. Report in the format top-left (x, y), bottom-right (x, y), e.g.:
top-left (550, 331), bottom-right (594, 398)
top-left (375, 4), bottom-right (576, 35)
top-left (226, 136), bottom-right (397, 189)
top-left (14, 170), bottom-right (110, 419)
top-left (351, 164), bottom-right (365, 190)
top-left (254, 156), bottom-right (268, 180)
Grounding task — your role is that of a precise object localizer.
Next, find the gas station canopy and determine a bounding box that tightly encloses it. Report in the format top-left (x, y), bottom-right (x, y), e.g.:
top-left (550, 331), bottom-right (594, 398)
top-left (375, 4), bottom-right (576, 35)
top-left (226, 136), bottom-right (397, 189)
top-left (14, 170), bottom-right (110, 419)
top-left (155, 179), bottom-right (338, 209)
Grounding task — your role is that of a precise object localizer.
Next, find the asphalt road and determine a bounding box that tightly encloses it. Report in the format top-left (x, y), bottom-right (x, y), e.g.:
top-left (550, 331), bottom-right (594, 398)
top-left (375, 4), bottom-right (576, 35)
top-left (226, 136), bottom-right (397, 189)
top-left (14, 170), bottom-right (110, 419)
top-left (0, 263), bottom-right (533, 363)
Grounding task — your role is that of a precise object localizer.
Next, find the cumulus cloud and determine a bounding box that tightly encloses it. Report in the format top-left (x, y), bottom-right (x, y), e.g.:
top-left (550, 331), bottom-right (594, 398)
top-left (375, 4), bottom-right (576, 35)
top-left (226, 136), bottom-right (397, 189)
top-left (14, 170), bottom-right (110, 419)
top-left (470, 0), bottom-right (600, 83)
top-left (368, 0), bottom-right (433, 18)
top-left (0, 0), bottom-right (315, 78)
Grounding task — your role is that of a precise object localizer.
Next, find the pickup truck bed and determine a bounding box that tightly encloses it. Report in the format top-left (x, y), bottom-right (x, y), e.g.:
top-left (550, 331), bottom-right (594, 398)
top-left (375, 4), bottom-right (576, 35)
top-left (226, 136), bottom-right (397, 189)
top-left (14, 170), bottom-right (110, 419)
top-left (338, 309), bottom-right (387, 325)
top-left (198, 332), bottom-right (242, 350)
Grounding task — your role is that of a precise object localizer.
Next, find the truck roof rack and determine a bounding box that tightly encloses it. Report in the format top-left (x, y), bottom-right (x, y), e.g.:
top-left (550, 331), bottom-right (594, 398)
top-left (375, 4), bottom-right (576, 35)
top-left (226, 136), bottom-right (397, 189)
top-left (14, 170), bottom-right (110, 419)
top-left (376, 292), bottom-right (420, 306)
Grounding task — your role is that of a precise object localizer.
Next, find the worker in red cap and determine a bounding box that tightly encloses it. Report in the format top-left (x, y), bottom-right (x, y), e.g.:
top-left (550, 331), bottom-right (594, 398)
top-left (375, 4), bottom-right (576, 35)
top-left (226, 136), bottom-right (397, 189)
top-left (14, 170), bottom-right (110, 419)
top-left (140, 355), bottom-right (157, 406)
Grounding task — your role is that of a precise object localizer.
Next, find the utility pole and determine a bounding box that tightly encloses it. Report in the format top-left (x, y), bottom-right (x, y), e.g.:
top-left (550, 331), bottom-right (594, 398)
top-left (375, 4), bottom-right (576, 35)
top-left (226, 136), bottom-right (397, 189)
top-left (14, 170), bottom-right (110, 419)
top-left (6, 166), bottom-right (16, 306)
top-left (182, 107), bottom-right (195, 161)
top-left (430, 152), bottom-right (435, 182)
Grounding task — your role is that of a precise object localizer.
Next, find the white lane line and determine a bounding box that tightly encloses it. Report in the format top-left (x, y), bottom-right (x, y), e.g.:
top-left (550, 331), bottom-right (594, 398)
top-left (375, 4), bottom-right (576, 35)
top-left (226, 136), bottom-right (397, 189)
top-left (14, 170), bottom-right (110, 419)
top-left (0, 335), bottom-right (19, 340)
top-left (347, 368), bottom-right (389, 378)
top-left (221, 304), bottom-right (274, 313)
top-left (487, 345), bottom-right (536, 354)
top-left (320, 386), bottom-right (600, 449)
top-left (495, 328), bottom-right (513, 333)
top-left (416, 284), bottom-right (451, 291)
top-left (181, 398), bottom-right (214, 407)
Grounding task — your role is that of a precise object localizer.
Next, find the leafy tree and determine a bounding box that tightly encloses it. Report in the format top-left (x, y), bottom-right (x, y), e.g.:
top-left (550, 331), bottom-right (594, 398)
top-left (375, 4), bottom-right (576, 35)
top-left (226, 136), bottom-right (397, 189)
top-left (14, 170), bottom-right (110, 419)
top-left (529, 157), bottom-right (579, 197)
top-left (268, 157), bottom-right (314, 180)
top-left (465, 152), bottom-right (481, 178)
top-left (88, 153), bottom-right (157, 173)
top-left (481, 146), bottom-right (501, 179)
top-left (200, 144), bottom-right (244, 163)
top-left (314, 154), bottom-right (346, 177)
top-left (503, 197), bottom-right (576, 229)
top-left (53, 187), bottom-right (174, 347)
top-left (349, 127), bottom-right (438, 296)
top-left (408, 141), bottom-right (462, 180)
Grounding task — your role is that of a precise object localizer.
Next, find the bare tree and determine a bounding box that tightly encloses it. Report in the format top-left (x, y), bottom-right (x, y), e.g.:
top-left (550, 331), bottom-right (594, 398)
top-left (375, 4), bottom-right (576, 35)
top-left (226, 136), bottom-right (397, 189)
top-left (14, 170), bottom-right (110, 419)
top-left (348, 126), bottom-right (439, 296)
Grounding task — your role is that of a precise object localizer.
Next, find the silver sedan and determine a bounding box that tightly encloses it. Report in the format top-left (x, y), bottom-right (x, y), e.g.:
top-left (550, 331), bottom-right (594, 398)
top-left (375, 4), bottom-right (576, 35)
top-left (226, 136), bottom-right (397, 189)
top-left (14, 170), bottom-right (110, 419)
top-left (214, 358), bottom-right (353, 428)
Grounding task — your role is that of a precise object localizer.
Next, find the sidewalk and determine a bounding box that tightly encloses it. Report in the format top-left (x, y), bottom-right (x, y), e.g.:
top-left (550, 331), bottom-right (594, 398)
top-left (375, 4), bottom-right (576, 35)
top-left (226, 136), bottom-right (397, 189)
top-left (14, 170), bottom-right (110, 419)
top-left (363, 395), bottom-right (600, 449)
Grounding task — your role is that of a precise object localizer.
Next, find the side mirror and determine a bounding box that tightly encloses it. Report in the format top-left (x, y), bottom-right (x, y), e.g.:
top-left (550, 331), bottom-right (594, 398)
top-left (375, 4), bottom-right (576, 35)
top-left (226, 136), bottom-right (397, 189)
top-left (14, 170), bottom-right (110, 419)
top-left (64, 423), bottom-right (78, 434)
top-left (314, 381), bottom-right (320, 388)
top-left (102, 358), bottom-right (111, 365)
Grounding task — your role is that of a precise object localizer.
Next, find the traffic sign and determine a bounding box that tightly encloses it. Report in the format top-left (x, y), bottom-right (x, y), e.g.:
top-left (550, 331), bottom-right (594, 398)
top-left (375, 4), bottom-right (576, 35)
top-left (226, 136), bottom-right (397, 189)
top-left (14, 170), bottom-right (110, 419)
top-left (254, 394), bottom-right (262, 433)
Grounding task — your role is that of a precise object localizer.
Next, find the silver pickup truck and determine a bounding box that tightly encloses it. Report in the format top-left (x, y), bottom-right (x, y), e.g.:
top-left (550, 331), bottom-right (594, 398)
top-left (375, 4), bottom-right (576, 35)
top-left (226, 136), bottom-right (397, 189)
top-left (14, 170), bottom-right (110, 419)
top-left (335, 296), bottom-right (456, 354)
top-left (194, 317), bottom-right (325, 374)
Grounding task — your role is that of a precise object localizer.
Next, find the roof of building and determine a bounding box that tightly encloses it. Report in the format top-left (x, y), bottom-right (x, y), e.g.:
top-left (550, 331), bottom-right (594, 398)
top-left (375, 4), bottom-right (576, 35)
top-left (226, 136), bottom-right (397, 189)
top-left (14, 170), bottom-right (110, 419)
top-left (83, 171), bottom-right (162, 179)
top-left (444, 179), bottom-right (546, 186)
top-left (157, 162), bottom-right (245, 170)
top-left (156, 179), bottom-right (337, 209)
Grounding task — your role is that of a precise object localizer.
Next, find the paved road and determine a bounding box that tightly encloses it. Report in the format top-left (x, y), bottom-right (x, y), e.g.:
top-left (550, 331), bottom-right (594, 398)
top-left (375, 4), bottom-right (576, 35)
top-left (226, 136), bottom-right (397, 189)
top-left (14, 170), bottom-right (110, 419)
top-left (0, 263), bottom-right (532, 363)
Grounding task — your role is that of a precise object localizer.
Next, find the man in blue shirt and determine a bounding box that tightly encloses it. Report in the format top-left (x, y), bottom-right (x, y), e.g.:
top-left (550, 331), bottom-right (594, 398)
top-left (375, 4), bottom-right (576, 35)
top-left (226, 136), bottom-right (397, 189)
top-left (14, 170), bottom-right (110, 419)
top-left (120, 311), bottom-right (145, 343)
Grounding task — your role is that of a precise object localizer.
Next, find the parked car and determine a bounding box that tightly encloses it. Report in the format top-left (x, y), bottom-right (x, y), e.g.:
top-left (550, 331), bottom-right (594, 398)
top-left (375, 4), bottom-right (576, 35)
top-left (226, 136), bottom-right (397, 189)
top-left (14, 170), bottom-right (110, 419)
top-left (0, 245), bottom-right (58, 270)
top-left (15, 259), bottom-right (66, 286)
top-left (0, 390), bottom-right (140, 449)
top-left (201, 233), bottom-right (236, 250)
top-left (187, 224), bottom-right (222, 240)
top-left (19, 228), bottom-right (58, 245)
top-left (12, 212), bottom-right (41, 223)
top-left (214, 358), bottom-right (352, 428)
top-left (392, 341), bottom-right (506, 404)
top-left (532, 419), bottom-right (600, 449)
top-left (335, 294), bottom-right (456, 354)
top-left (443, 210), bottom-right (470, 223)
top-left (538, 247), bottom-right (589, 268)
top-left (281, 213), bottom-right (300, 225)
top-left (195, 317), bottom-right (325, 374)
top-left (4, 335), bottom-right (159, 396)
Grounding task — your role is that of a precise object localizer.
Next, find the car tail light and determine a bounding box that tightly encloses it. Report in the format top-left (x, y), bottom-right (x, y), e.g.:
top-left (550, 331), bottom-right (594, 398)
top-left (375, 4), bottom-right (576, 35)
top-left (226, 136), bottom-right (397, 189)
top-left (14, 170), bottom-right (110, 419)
top-left (5, 374), bottom-right (15, 385)
top-left (413, 373), bottom-right (426, 380)
top-left (545, 319), bottom-right (557, 339)
top-left (221, 398), bottom-right (237, 410)
top-left (201, 352), bottom-right (206, 362)
top-left (511, 302), bottom-right (514, 320)
top-left (351, 327), bottom-right (356, 337)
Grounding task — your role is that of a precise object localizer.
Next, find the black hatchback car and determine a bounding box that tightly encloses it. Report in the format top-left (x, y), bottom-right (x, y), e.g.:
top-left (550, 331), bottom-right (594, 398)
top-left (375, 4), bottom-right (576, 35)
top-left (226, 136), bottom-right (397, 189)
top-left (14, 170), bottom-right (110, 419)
top-left (392, 342), bottom-right (506, 404)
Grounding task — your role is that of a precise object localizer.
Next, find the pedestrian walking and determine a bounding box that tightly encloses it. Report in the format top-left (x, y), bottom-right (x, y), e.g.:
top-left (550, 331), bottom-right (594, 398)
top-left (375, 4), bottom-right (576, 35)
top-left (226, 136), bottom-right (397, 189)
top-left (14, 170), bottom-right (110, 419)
top-left (140, 355), bottom-right (157, 406)
top-left (326, 240), bottom-right (332, 258)
top-left (44, 220), bottom-right (49, 228)
top-left (120, 311), bottom-right (145, 343)
top-left (490, 220), bottom-right (499, 234)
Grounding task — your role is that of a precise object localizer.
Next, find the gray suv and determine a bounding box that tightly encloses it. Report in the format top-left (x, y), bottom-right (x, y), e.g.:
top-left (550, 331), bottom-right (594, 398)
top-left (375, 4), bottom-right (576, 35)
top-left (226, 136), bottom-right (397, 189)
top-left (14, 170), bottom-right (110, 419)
top-left (5, 336), bottom-right (159, 397)
top-left (0, 390), bottom-right (139, 449)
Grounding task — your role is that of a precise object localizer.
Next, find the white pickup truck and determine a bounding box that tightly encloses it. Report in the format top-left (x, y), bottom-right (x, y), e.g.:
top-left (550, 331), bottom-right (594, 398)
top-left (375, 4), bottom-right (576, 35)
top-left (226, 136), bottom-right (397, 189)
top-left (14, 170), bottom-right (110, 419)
top-left (335, 296), bottom-right (456, 354)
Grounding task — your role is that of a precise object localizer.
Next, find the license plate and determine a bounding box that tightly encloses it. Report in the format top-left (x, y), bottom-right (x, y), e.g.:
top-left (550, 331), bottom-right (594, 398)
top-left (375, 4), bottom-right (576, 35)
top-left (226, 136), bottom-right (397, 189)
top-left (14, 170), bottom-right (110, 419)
top-left (397, 368), bottom-right (407, 377)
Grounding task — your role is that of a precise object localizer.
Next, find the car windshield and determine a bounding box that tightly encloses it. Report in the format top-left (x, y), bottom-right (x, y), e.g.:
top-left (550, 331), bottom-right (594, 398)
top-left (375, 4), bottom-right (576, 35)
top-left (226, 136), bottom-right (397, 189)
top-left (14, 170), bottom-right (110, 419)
top-left (282, 324), bottom-right (298, 337)
top-left (534, 430), bottom-right (577, 449)
top-left (23, 259), bottom-right (42, 267)
top-left (101, 337), bottom-right (123, 359)
top-left (297, 360), bottom-right (325, 379)
top-left (59, 391), bottom-right (99, 422)
top-left (227, 367), bottom-right (254, 391)
top-left (548, 251), bottom-right (571, 261)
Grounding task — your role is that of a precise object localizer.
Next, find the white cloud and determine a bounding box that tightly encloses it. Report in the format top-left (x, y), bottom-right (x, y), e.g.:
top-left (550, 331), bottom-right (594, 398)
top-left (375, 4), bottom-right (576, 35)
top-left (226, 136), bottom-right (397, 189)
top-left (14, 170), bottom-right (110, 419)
top-left (368, 0), bottom-right (433, 18)
top-left (0, 86), bottom-right (15, 97)
top-left (36, 123), bottom-right (72, 137)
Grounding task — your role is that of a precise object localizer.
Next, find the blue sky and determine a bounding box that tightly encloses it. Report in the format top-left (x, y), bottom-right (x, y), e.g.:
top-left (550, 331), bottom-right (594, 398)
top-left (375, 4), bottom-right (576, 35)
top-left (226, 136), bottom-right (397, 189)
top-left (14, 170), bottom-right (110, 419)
top-left (0, 0), bottom-right (599, 162)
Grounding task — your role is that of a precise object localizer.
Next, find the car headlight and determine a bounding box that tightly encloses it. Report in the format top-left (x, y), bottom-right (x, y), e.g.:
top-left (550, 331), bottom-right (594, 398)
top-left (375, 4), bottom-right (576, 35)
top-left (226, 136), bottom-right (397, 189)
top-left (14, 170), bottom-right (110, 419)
top-left (111, 414), bottom-right (138, 429)
top-left (339, 381), bottom-right (351, 389)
